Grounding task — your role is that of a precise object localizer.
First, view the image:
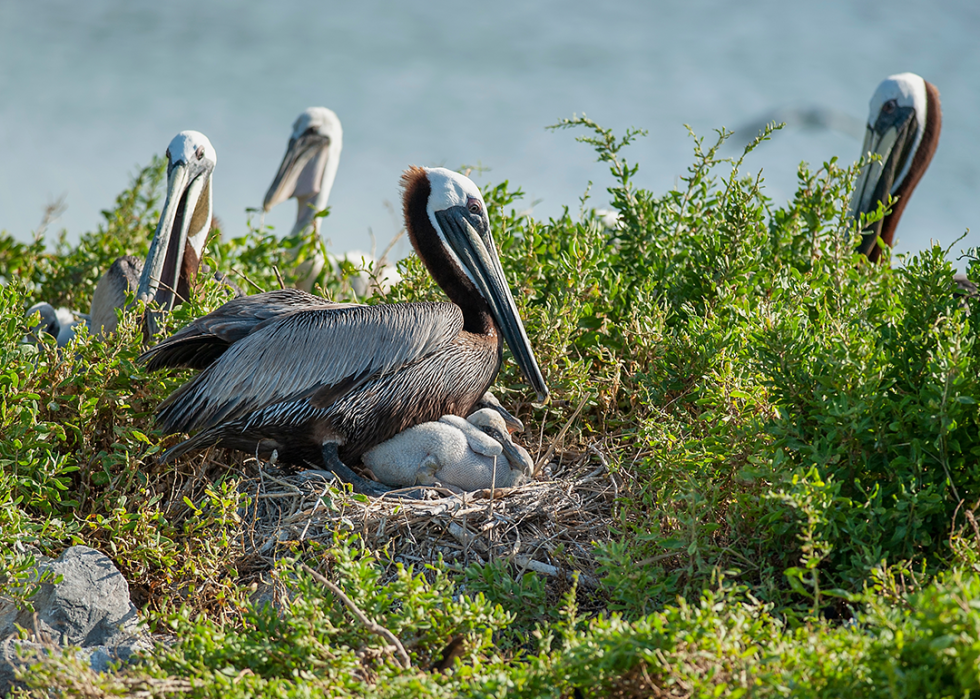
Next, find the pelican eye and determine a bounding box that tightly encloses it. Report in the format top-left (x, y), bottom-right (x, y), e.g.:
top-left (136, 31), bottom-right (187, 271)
top-left (467, 199), bottom-right (482, 215)
top-left (882, 99), bottom-right (897, 114)
top-left (195, 145), bottom-right (206, 160)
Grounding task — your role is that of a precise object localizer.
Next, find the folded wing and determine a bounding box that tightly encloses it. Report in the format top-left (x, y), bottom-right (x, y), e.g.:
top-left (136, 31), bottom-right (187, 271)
top-left (140, 289), bottom-right (348, 371)
top-left (149, 297), bottom-right (463, 435)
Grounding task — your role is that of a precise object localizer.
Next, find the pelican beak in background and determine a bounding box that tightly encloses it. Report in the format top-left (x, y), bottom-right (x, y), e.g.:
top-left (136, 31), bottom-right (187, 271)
top-left (263, 129), bottom-right (333, 213)
top-left (848, 102), bottom-right (918, 258)
top-left (434, 205), bottom-right (550, 404)
top-left (137, 131), bottom-right (215, 337)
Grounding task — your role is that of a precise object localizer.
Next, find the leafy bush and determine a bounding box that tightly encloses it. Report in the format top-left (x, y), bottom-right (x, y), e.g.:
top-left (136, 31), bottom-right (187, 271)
top-left (2, 116), bottom-right (979, 695)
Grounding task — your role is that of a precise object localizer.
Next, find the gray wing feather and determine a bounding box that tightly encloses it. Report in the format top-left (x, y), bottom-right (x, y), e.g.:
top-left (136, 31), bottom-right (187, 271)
top-left (140, 289), bottom-right (351, 371)
top-left (157, 301), bottom-right (463, 434)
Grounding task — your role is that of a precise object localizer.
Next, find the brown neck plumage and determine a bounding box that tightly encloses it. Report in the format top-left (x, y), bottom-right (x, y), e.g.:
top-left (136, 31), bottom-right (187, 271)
top-left (401, 167), bottom-right (495, 335)
top-left (872, 80), bottom-right (942, 262)
top-left (176, 242), bottom-right (200, 305)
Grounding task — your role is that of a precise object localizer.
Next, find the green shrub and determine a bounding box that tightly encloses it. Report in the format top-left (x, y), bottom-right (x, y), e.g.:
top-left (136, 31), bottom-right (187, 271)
top-left (2, 116), bottom-right (979, 696)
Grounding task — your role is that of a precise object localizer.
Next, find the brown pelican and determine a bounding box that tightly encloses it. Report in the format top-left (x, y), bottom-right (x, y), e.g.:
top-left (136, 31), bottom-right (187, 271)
top-left (848, 73), bottom-right (976, 295)
top-left (89, 131), bottom-right (217, 337)
top-left (363, 408), bottom-right (533, 491)
top-left (849, 73), bottom-right (940, 263)
top-left (263, 107), bottom-right (342, 291)
top-left (263, 108), bottom-right (400, 296)
top-left (140, 167), bottom-right (549, 497)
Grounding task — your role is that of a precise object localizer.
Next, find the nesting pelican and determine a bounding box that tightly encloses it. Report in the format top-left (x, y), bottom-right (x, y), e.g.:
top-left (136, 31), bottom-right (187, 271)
top-left (848, 73), bottom-right (975, 295)
top-left (364, 408), bottom-right (533, 491)
top-left (140, 167), bottom-right (549, 498)
top-left (90, 131), bottom-right (217, 337)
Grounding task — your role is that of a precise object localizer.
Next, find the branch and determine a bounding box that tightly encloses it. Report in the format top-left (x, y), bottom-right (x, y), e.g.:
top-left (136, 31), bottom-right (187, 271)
top-left (299, 563), bottom-right (412, 670)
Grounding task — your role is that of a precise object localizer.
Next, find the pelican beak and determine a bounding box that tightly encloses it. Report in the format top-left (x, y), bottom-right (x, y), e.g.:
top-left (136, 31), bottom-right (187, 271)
top-left (497, 434), bottom-right (535, 476)
top-left (435, 207), bottom-right (550, 403)
top-left (475, 391), bottom-right (525, 432)
top-left (263, 131), bottom-right (333, 212)
top-left (137, 156), bottom-right (214, 336)
top-left (848, 105), bottom-right (918, 259)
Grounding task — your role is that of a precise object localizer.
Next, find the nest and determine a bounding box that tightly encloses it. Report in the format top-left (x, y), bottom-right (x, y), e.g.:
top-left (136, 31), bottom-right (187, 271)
top-left (235, 441), bottom-right (620, 592)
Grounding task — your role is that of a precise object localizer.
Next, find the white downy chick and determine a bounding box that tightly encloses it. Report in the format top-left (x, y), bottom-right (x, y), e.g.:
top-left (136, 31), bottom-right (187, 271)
top-left (363, 408), bottom-right (532, 492)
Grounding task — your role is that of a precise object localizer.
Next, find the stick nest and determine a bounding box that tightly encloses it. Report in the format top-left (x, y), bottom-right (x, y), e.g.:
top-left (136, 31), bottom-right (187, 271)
top-left (234, 441), bottom-right (620, 591)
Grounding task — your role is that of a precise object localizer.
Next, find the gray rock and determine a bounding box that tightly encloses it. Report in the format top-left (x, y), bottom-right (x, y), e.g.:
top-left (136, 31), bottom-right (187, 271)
top-left (0, 546), bottom-right (139, 646)
top-left (0, 546), bottom-right (144, 694)
top-left (0, 636), bottom-right (151, 692)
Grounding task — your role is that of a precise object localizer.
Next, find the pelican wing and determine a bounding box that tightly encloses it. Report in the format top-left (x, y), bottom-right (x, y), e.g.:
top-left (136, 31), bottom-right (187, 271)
top-left (140, 289), bottom-right (349, 371)
top-left (155, 301), bottom-right (463, 434)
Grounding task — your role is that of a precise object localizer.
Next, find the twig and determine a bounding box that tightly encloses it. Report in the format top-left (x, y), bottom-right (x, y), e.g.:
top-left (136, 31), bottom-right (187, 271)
top-left (965, 508), bottom-right (980, 542)
top-left (378, 228), bottom-right (406, 266)
top-left (534, 395), bottom-right (590, 475)
top-left (259, 471), bottom-right (303, 494)
top-left (255, 491), bottom-right (304, 500)
top-left (299, 482), bottom-right (330, 540)
top-left (34, 195), bottom-right (67, 239)
top-left (512, 555), bottom-right (598, 588)
top-left (230, 267), bottom-right (265, 293)
top-left (273, 266), bottom-right (287, 290)
top-left (587, 443), bottom-right (609, 470)
top-left (536, 406), bottom-right (549, 464)
top-left (299, 563), bottom-right (412, 669)
top-left (487, 456), bottom-right (499, 562)
top-left (586, 443), bottom-right (620, 500)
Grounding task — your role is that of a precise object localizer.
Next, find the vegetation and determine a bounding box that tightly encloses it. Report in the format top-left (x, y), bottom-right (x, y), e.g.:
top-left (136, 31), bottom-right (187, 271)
top-left (1, 117), bottom-right (979, 696)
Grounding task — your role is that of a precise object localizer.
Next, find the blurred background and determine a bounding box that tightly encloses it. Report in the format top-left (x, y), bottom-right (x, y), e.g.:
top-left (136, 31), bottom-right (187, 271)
top-left (1, 0), bottom-right (977, 267)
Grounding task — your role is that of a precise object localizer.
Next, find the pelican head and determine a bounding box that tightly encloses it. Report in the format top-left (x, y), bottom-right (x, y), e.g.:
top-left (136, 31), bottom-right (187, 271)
top-left (264, 107), bottom-right (343, 237)
top-left (465, 408), bottom-right (534, 476)
top-left (26, 302), bottom-right (84, 347)
top-left (849, 73), bottom-right (939, 261)
top-left (421, 167), bottom-right (549, 404)
top-left (137, 131), bottom-right (216, 333)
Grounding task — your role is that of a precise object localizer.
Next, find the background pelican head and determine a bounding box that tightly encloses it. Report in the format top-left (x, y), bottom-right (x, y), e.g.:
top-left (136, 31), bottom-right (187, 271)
top-left (263, 107), bottom-right (343, 238)
top-left (136, 131), bottom-right (216, 327)
top-left (26, 302), bottom-right (84, 347)
top-left (414, 166), bottom-right (549, 403)
top-left (848, 73), bottom-right (940, 261)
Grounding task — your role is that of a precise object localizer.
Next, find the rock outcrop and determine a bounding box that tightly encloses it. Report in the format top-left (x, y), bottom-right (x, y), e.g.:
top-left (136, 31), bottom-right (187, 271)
top-left (0, 546), bottom-right (146, 694)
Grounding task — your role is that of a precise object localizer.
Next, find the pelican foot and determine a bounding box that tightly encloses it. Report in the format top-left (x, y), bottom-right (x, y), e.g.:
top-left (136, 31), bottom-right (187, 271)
top-left (319, 444), bottom-right (423, 499)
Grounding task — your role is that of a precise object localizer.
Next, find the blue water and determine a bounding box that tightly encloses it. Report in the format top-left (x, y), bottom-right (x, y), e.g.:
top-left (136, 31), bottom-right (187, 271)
top-left (1, 1), bottom-right (978, 268)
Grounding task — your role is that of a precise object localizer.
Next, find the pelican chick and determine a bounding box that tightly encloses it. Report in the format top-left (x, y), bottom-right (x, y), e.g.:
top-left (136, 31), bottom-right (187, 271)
top-left (363, 408), bottom-right (532, 492)
top-left (472, 390), bottom-right (525, 433)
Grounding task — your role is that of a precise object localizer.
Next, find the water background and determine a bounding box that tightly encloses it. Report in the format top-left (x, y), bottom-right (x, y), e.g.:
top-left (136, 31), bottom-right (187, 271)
top-left (1, 1), bottom-right (978, 269)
